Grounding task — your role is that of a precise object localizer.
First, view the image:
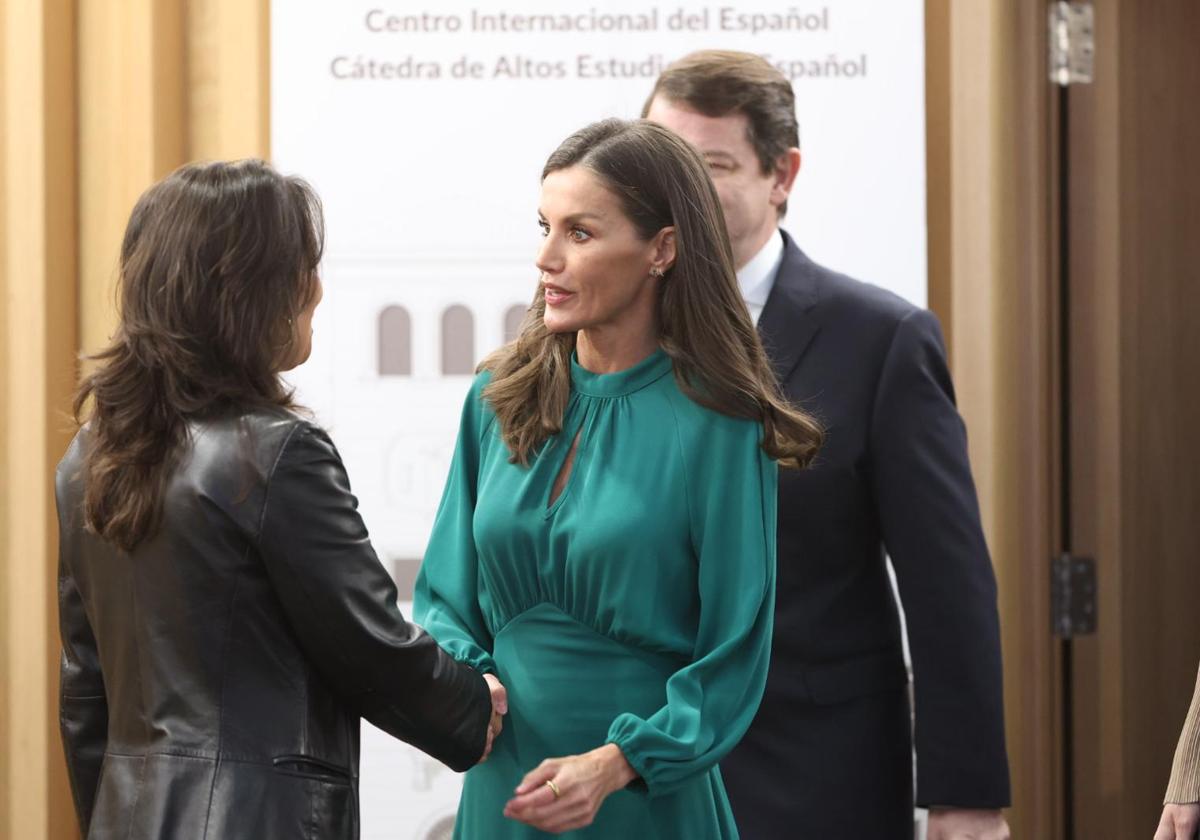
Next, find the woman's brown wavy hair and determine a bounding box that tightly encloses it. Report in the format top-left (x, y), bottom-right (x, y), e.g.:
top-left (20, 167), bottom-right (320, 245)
top-left (74, 159), bottom-right (324, 551)
top-left (481, 118), bottom-right (822, 467)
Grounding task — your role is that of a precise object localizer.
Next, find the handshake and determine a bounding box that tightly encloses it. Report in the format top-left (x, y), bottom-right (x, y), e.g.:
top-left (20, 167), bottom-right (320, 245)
top-left (467, 672), bottom-right (639, 834)
top-left (479, 673), bottom-right (509, 764)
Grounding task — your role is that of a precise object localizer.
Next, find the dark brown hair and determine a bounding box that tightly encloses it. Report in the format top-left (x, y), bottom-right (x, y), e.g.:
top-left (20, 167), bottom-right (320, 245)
top-left (481, 118), bottom-right (822, 468)
top-left (74, 159), bottom-right (324, 551)
top-left (643, 49), bottom-right (799, 216)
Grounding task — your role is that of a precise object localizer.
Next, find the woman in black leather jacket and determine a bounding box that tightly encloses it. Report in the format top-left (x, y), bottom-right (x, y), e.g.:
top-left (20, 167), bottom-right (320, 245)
top-left (55, 159), bottom-right (502, 839)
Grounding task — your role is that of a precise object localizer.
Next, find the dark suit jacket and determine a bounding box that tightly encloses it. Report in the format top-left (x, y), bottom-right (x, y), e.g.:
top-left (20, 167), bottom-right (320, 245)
top-left (56, 412), bottom-right (491, 839)
top-left (721, 233), bottom-right (1010, 837)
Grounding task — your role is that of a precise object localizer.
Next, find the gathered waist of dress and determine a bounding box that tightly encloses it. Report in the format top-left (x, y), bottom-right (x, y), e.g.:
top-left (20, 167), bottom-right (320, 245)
top-left (491, 602), bottom-right (687, 675)
top-left (487, 604), bottom-right (683, 760)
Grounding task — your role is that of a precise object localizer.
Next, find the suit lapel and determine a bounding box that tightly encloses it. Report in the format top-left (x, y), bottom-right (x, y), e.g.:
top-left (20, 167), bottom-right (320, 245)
top-left (757, 231), bottom-right (822, 384)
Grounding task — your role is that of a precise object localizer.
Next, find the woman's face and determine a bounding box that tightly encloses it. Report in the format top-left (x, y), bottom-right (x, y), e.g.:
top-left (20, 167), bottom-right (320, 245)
top-left (279, 274), bottom-right (323, 371)
top-left (536, 166), bottom-right (671, 337)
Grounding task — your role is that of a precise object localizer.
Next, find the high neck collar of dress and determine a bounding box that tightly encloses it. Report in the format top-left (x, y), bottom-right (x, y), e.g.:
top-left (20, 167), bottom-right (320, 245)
top-left (570, 348), bottom-right (673, 398)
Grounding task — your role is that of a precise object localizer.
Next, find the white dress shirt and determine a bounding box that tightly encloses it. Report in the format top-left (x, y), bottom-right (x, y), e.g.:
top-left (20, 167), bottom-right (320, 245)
top-left (736, 229), bottom-right (785, 326)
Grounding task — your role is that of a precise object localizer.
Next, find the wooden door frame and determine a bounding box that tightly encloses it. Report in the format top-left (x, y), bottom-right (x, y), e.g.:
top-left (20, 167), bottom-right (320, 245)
top-left (926, 1), bottom-right (1063, 836)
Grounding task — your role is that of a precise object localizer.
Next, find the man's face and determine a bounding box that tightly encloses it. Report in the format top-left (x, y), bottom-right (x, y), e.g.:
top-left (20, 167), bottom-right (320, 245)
top-left (646, 95), bottom-right (790, 271)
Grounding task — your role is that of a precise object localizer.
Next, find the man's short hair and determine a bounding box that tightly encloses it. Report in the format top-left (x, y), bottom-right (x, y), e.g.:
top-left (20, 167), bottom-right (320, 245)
top-left (644, 50), bottom-right (798, 214)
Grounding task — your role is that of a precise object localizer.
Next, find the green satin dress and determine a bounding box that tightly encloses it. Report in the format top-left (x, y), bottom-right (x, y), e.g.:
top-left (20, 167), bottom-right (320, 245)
top-left (414, 349), bottom-right (777, 839)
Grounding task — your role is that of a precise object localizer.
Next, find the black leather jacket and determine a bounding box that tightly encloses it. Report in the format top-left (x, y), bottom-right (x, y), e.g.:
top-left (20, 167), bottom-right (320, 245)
top-left (56, 410), bottom-right (491, 839)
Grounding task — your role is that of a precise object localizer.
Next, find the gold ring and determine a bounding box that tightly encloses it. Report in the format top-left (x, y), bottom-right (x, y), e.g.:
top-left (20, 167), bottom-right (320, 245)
top-left (544, 779), bottom-right (562, 799)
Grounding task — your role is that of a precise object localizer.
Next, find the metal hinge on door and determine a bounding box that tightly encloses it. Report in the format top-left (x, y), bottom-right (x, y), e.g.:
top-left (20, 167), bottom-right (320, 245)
top-left (1049, 1), bottom-right (1095, 86)
top-left (1052, 554), bottom-right (1097, 637)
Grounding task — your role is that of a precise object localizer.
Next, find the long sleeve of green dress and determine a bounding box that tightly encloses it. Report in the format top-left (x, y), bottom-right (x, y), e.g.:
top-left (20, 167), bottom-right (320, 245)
top-left (413, 374), bottom-right (498, 676)
top-left (605, 398), bottom-right (777, 796)
top-left (414, 350), bottom-right (778, 839)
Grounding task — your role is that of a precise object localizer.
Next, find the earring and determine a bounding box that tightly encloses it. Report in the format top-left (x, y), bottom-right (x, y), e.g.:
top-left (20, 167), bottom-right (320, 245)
top-left (650, 266), bottom-right (664, 278)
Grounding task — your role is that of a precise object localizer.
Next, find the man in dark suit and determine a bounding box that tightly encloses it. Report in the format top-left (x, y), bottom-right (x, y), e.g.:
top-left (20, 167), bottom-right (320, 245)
top-left (645, 51), bottom-right (1011, 840)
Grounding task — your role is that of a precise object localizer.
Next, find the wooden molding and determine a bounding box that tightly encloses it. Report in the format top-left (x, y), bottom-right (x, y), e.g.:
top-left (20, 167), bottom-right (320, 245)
top-left (1, 1), bottom-right (79, 837)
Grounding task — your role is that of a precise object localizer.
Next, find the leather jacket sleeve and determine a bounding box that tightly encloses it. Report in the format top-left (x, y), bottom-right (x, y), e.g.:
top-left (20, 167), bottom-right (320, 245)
top-left (255, 422), bottom-right (491, 772)
top-left (58, 554), bottom-right (109, 836)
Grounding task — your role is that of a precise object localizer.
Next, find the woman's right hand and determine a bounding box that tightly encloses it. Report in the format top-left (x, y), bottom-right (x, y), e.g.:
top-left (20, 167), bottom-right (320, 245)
top-left (1155, 804), bottom-right (1200, 839)
top-left (480, 674), bottom-right (508, 763)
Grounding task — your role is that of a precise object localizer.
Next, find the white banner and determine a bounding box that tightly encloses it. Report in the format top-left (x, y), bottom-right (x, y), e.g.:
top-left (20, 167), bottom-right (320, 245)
top-left (271, 3), bottom-right (925, 837)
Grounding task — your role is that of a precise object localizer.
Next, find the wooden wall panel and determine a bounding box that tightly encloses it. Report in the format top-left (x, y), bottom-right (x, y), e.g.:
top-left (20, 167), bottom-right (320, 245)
top-left (187, 0), bottom-right (271, 161)
top-left (933, 1), bottom-right (1060, 837)
top-left (0, 1), bottom-right (79, 838)
top-left (1, 2), bottom-right (269, 836)
top-left (77, 0), bottom-right (270, 361)
top-left (77, 0), bottom-right (186, 360)
top-left (0, 2), bottom-right (11, 833)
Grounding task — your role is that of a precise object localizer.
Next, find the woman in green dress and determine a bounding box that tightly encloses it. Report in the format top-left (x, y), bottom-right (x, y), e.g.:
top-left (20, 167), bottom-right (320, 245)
top-left (414, 118), bottom-right (822, 838)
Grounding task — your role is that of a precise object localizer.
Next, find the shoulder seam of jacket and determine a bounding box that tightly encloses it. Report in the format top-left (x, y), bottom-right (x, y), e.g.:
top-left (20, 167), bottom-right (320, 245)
top-left (254, 420), bottom-right (307, 541)
top-left (865, 307), bottom-right (932, 445)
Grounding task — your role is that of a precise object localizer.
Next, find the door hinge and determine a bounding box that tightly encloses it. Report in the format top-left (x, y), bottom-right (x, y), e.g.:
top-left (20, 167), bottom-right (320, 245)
top-left (1049, 1), bottom-right (1095, 86)
top-left (1052, 554), bottom-right (1097, 638)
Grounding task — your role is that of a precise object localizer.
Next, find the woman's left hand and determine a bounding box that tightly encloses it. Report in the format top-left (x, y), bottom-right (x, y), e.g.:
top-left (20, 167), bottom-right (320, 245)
top-left (503, 743), bottom-right (637, 834)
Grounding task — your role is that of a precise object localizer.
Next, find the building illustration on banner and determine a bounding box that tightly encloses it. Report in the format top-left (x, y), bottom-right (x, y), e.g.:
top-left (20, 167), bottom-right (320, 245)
top-left (292, 258), bottom-right (532, 598)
